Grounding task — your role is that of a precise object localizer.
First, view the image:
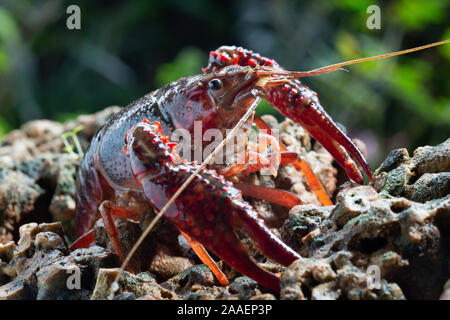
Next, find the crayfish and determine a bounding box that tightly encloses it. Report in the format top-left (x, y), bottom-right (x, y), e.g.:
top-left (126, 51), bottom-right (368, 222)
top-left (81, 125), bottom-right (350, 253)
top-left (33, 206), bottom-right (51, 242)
top-left (70, 40), bottom-right (449, 293)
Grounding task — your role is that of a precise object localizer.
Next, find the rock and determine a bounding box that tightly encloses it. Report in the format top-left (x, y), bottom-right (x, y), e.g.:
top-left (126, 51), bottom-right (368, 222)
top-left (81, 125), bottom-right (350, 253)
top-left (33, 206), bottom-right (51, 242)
top-left (114, 292), bottom-right (136, 300)
top-left (35, 255), bottom-right (82, 300)
top-left (311, 262), bottom-right (336, 282)
top-left (162, 264), bottom-right (216, 293)
top-left (250, 293), bottom-right (276, 300)
top-left (90, 268), bottom-right (119, 300)
top-left (0, 222), bottom-right (116, 300)
top-left (311, 281), bottom-right (341, 300)
top-left (148, 246), bottom-right (195, 280)
top-left (281, 255), bottom-right (405, 300)
top-left (0, 170), bottom-right (44, 241)
top-left (336, 264), bottom-right (405, 300)
top-left (71, 246), bottom-right (115, 271)
top-left (369, 250), bottom-right (409, 278)
top-left (70, 246), bottom-right (117, 288)
top-left (281, 137), bottom-right (450, 299)
top-left (372, 138), bottom-right (450, 202)
top-left (283, 184), bottom-right (449, 299)
top-left (0, 241), bottom-right (14, 261)
top-left (404, 172), bottom-right (450, 203)
top-left (281, 204), bottom-right (333, 250)
top-left (439, 279), bottom-right (450, 300)
top-left (0, 222), bottom-right (73, 300)
top-left (228, 276), bottom-right (260, 300)
top-left (91, 268), bottom-right (176, 300)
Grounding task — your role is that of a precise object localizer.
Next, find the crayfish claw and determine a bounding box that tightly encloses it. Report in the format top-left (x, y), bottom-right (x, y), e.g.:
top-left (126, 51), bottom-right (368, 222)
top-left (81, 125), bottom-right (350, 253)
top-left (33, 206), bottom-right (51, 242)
top-left (193, 224), bottom-right (282, 292)
top-left (233, 203), bottom-right (301, 267)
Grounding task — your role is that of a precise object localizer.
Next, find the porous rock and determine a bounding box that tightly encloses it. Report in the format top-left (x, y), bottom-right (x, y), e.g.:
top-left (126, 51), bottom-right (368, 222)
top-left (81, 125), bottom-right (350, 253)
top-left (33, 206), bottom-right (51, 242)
top-left (372, 138), bottom-right (450, 202)
top-left (0, 222), bottom-right (115, 299)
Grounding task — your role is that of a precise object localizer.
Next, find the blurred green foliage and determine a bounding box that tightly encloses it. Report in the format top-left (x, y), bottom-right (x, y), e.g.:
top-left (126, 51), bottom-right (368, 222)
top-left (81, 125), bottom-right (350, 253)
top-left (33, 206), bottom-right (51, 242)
top-left (0, 116), bottom-right (10, 138)
top-left (154, 47), bottom-right (204, 87)
top-left (0, 0), bottom-right (448, 166)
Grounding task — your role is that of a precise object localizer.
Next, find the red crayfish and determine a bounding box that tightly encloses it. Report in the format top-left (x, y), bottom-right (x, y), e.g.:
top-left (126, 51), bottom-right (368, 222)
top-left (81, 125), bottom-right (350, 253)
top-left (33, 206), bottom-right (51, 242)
top-left (71, 65), bottom-right (309, 292)
top-left (70, 40), bottom-right (449, 293)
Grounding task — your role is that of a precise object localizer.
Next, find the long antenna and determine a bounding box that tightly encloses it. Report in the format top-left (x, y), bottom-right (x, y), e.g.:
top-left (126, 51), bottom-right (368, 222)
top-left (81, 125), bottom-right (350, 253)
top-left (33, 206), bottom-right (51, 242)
top-left (309, 39), bottom-right (450, 73)
top-left (108, 97), bottom-right (261, 298)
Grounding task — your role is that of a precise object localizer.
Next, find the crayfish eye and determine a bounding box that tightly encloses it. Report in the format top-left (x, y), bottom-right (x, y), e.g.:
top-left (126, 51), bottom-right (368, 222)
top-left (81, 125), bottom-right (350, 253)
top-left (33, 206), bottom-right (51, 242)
top-left (208, 78), bottom-right (223, 90)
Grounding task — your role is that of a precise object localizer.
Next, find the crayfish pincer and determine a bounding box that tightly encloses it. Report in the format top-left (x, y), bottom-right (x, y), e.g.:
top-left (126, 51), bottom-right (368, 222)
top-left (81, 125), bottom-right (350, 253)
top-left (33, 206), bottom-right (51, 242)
top-left (125, 120), bottom-right (300, 292)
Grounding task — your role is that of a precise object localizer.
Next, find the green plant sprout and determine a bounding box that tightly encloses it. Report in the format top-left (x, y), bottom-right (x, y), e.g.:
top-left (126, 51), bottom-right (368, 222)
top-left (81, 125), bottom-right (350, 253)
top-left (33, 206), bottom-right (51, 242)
top-left (61, 125), bottom-right (84, 156)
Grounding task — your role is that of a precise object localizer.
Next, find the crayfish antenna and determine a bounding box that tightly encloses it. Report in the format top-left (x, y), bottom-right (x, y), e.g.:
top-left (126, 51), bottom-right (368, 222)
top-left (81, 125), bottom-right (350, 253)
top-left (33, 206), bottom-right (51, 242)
top-left (258, 66), bottom-right (344, 82)
top-left (307, 39), bottom-right (450, 74)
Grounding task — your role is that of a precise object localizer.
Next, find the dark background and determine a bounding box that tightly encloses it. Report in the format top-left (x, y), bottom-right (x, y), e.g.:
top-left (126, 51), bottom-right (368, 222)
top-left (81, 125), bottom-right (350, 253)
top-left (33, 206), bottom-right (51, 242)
top-left (0, 0), bottom-right (449, 166)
